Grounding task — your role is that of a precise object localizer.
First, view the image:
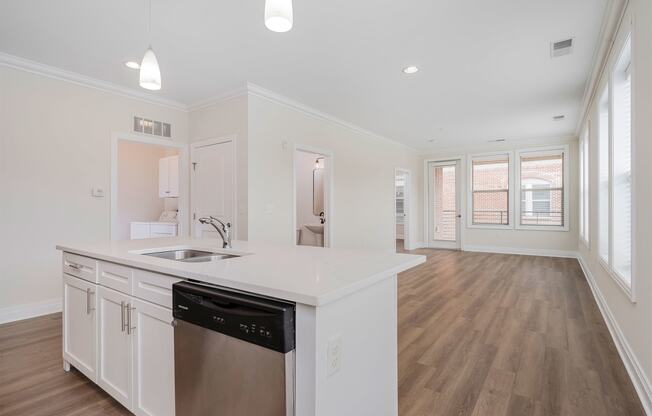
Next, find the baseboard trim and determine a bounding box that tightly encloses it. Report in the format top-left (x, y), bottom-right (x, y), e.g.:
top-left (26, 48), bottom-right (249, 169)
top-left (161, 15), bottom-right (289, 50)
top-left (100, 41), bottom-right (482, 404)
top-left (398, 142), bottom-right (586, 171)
top-left (577, 254), bottom-right (652, 415)
top-left (462, 245), bottom-right (578, 259)
top-left (0, 298), bottom-right (62, 325)
top-left (405, 241), bottom-right (426, 250)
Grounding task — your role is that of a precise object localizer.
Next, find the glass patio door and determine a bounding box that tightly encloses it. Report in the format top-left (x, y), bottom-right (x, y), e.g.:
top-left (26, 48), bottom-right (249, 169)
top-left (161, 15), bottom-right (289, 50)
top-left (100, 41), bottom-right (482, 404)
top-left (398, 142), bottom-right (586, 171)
top-left (428, 160), bottom-right (461, 249)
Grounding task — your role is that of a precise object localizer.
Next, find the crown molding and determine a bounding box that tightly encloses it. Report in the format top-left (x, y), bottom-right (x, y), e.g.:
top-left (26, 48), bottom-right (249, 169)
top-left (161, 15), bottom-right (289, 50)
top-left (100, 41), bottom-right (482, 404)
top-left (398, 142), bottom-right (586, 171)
top-left (0, 52), bottom-right (188, 111)
top-left (244, 82), bottom-right (419, 152)
top-left (186, 85), bottom-right (250, 112)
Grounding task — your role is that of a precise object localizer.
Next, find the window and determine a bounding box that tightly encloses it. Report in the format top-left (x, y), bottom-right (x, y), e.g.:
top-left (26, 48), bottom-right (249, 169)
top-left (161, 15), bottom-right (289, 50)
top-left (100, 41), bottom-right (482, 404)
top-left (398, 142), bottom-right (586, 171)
top-left (598, 87), bottom-right (610, 263)
top-left (470, 154), bottom-right (511, 226)
top-left (579, 127), bottom-right (590, 245)
top-left (612, 34), bottom-right (633, 285)
top-left (516, 146), bottom-right (568, 230)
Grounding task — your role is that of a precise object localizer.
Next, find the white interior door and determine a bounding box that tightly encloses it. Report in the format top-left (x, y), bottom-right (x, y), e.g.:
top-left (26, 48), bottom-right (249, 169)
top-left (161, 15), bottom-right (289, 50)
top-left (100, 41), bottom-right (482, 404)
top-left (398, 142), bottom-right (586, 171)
top-left (428, 160), bottom-right (462, 249)
top-left (191, 139), bottom-right (234, 238)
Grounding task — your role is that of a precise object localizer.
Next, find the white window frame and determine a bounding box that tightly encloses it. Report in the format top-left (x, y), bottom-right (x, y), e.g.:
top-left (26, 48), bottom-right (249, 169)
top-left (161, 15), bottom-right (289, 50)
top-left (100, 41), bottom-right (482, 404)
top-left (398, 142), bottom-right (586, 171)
top-left (515, 145), bottom-right (570, 231)
top-left (466, 151), bottom-right (514, 230)
top-left (579, 125), bottom-right (590, 247)
top-left (598, 21), bottom-right (635, 302)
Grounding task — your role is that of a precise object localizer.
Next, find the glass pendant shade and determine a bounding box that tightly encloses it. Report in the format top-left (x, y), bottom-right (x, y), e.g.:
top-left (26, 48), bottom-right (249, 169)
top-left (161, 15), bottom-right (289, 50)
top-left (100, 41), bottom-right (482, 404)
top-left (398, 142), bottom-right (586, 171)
top-left (265, 0), bottom-right (293, 32)
top-left (139, 47), bottom-right (161, 90)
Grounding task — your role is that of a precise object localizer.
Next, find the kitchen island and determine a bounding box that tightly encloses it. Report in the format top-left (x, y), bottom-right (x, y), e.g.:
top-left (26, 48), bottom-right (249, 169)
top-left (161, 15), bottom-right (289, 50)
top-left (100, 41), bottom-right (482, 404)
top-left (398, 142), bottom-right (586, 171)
top-left (57, 237), bottom-right (425, 416)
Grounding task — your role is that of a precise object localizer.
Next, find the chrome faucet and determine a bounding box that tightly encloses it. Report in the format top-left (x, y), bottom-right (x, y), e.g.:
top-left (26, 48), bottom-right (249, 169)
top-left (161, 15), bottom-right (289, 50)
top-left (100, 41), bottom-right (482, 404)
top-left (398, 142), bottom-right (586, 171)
top-left (198, 216), bottom-right (232, 248)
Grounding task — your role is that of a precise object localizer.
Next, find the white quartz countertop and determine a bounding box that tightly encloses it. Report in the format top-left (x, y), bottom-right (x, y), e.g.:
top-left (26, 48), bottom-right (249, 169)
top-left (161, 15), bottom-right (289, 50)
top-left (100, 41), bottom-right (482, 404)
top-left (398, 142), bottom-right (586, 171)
top-left (56, 238), bottom-right (425, 306)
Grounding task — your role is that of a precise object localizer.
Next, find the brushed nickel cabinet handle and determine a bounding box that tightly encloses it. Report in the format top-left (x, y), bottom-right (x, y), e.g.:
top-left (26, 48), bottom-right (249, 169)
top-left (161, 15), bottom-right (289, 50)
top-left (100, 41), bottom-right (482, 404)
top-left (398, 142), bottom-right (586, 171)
top-left (86, 288), bottom-right (95, 314)
top-left (121, 301), bottom-right (126, 332)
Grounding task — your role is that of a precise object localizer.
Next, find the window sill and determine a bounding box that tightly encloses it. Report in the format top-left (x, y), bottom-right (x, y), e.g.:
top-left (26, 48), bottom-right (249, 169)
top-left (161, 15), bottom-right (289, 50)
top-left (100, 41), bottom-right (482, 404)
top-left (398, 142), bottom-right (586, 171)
top-left (599, 258), bottom-right (636, 303)
top-left (515, 224), bottom-right (569, 232)
top-left (466, 223), bottom-right (513, 230)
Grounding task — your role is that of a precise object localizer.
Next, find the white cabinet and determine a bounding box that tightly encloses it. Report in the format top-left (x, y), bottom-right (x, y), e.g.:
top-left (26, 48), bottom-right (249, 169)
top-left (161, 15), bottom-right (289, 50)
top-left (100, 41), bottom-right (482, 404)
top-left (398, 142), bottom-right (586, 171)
top-left (63, 274), bottom-right (98, 382)
top-left (132, 299), bottom-right (175, 416)
top-left (159, 155), bottom-right (179, 198)
top-left (64, 256), bottom-right (177, 416)
top-left (98, 286), bottom-right (133, 410)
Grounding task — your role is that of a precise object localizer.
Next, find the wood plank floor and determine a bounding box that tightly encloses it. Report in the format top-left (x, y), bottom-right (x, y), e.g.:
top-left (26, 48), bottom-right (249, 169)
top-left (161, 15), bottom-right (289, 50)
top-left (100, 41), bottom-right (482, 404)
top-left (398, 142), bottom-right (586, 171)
top-left (0, 249), bottom-right (645, 415)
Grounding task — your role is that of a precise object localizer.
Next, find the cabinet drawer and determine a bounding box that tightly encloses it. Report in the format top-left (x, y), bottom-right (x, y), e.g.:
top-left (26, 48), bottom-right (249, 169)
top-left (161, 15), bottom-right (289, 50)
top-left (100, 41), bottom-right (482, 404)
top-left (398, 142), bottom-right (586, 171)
top-left (98, 261), bottom-right (133, 294)
top-left (150, 224), bottom-right (177, 237)
top-left (63, 253), bottom-right (98, 283)
top-left (132, 269), bottom-right (181, 309)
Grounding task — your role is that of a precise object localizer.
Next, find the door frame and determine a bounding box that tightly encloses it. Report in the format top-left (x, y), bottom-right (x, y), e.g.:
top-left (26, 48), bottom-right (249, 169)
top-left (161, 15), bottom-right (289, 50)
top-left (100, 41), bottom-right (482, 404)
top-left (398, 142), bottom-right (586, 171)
top-left (423, 155), bottom-right (466, 250)
top-left (190, 135), bottom-right (238, 238)
top-left (110, 132), bottom-right (189, 240)
top-left (394, 168), bottom-right (411, 250)
top-left (292, 144), bottom-right (334, 247)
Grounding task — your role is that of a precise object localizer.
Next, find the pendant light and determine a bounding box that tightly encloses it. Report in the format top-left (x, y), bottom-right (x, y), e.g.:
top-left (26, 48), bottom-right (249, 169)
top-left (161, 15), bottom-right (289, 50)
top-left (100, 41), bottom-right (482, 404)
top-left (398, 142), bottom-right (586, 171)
top-left (139, 0), bottom-right (161, 90)
top-left (264, 0), bottom-right (293, 32)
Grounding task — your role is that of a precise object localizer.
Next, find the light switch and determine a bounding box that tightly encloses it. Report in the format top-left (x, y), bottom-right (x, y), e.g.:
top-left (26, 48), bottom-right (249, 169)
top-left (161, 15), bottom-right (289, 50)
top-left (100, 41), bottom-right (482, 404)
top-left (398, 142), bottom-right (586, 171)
top-left (92, 187), bottom-right (105, 198)
top-left (327, 335), bottom-right (342, 377)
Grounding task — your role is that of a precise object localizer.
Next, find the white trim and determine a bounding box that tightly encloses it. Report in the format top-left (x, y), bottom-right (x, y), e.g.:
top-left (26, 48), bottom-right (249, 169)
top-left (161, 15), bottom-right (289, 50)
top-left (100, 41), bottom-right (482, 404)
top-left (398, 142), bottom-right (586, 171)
top-left (577, 254), bottom-right (652, 414)
top-left (466, 151), bottom-right (514, 230)
top-left (190, 136), bottom-right (238, 239)
top-left (292, 144), bottom-right (334, 248)
top-left (0, 298), bottom-right (62, 325)
top-left (462, 245), bottom-right (578, 259)
top-left (405, 241), bottom-right (426, 250)
top-left (0, 52), bottom-right (187, 111)
top-left (110, 132), bottom-right (189, 240)
top-left (186, 86), bottom-right (249, 112)
top-left (247, 82), bottom-right (418, 153)
top-left (514, 144), bottom-right (571, 232)
top-left (394, 168), bottom-right (412, 250)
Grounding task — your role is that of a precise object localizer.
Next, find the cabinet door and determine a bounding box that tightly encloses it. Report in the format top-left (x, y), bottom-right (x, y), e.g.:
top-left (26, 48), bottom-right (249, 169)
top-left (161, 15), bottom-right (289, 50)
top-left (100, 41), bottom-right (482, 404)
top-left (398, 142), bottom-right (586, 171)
top-left (63, 274), bottom-right (97, 382)
top-left (98, 286), bottom-right (133, 411)
top-left (132, 298), bottom-right (175, 416)
top-left (131, 223), bottom-right (151, 240)
top-left (167, 155), bottom-right (179, 198)
top-left (159, 157), bottom-right (170, 198)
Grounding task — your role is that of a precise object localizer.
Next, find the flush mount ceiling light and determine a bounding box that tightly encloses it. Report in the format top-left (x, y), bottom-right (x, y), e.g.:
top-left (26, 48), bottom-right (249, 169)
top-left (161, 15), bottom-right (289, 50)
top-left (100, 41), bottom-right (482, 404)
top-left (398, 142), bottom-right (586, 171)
top-left (402, 66), bottom-right (419, 74)
top-left (265, 0), bottom-right (293, 32)
top-left (125, 61), bottom-right (140, 69)
top-left (139, 0), bottom-right (161, 90)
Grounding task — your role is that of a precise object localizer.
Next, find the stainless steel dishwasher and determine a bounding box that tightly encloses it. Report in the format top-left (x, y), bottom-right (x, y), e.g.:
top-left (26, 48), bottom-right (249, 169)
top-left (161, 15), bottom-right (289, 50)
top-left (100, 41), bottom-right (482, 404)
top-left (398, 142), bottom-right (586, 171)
top-left (172, 281), bottom-right (296, 416)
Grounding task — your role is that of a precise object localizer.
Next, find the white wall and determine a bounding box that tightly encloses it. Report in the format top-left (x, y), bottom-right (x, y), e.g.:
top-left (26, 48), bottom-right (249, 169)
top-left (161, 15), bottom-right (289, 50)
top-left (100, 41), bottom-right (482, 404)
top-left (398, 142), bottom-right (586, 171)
top-left (116, 142), bottom-right (178, 240)
top-left (0, 66), bottom-right (188, 314)
top-left (296, 151), bottom-right (322, 246)
top-left (578, 0), bottom-right (652, 410)
top-left (422, 137), bottom-right (579, 254)
top-left (188, 95), bottom-right (248, 240)
top-left (247, 93), bottom-right (423, 251)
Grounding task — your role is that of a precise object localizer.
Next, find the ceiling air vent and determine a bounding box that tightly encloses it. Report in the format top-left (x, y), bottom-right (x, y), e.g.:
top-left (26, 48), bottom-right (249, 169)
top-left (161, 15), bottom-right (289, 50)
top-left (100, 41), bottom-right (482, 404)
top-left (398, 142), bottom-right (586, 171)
top-left (133, 116), bottom-right (172, 138)
top-left (553, 115), bottom-right (566, 121)
top-left (551, 38), bottom-right (573, 58)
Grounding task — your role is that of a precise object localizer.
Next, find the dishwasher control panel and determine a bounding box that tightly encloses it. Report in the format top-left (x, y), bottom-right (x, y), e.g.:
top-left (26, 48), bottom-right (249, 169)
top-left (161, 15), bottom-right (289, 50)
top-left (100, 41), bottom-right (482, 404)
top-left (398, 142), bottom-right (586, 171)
top-left (172, 281), bottom-right (295, 353)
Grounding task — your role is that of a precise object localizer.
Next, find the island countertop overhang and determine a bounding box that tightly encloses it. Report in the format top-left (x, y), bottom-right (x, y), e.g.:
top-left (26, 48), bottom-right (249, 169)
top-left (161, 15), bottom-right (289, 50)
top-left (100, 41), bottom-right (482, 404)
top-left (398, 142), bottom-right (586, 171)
top-left (56, 237), bottom-right (425, 306)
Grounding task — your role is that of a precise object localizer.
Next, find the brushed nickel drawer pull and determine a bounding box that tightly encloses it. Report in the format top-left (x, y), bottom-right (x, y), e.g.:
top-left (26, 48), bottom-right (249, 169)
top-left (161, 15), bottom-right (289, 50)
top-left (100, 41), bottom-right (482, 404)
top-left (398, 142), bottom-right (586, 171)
top-left (86, 288), bottom-right (95, 314)
top-left (121, 301), bottom-right (126, 332)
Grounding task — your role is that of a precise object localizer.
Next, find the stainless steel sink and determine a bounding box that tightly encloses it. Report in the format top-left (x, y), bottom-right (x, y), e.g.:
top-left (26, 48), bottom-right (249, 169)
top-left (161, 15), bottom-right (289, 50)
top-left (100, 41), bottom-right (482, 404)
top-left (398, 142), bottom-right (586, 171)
top-left (142, 249), bottom-right (239, 263)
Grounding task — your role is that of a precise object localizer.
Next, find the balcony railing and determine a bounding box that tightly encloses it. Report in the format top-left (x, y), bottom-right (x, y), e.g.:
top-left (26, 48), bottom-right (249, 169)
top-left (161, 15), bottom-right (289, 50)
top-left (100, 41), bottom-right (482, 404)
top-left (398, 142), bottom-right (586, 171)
top-left (473, 210), bottom-right (508, 225)
top-left (520, 211), bottom-right (563, 226)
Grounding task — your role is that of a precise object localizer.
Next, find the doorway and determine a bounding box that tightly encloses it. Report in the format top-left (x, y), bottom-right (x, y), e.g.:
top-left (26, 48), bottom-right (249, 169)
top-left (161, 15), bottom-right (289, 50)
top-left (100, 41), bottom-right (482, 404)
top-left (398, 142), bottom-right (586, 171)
top-left (395, 169), bottom-right (410, 252)
top-left (427, 160), bottom-right (462, 249)
top-left (110, 133), bottom-right (188, 240)
top-left (293, 146), bottom-right (332, 247)
top-left (191, 137), bottom-right (236, 239)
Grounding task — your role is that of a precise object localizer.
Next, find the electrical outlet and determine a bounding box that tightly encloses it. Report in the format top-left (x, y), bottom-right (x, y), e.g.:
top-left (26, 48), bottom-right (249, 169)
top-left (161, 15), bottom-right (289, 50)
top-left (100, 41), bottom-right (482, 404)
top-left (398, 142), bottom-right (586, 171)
top-left (327, 335), bottom-right (342, 377)
top-left (91, 187), bottom-right (105, 198)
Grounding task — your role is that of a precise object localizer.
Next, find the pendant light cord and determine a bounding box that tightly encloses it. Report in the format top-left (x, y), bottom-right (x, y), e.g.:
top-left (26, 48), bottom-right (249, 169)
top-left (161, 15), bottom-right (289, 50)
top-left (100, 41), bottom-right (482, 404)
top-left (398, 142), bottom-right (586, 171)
top-left (148, 0), bottom-right (152, 44)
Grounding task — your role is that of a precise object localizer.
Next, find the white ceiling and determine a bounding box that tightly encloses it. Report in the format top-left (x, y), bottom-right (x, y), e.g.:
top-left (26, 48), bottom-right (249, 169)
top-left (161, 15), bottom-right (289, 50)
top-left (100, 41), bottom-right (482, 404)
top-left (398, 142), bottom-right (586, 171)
top-left (0, 0), bottom-right (608, 149)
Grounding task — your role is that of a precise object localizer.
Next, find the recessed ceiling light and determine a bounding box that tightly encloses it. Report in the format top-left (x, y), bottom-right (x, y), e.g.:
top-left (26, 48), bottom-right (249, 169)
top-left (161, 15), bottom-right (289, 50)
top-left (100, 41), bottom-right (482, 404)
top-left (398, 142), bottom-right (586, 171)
top-left (403, 66), bottom-right (419, 74)
top-left (125, 61), bottom-right (140, 69)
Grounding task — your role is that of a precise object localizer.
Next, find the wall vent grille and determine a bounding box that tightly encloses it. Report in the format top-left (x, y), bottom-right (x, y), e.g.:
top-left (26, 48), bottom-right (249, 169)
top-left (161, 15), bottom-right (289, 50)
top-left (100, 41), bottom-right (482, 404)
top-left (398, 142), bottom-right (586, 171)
top-left (553, 115), bottom-right (566, 121)
top-left (133, 116), bottom-right (172, 138)
top-left (551, 38), bottom-right (574, 58)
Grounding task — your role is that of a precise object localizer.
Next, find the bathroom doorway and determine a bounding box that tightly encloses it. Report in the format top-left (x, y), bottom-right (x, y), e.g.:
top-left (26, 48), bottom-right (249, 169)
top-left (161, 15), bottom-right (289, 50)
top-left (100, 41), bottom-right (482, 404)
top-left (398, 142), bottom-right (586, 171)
top-left (293, 146), bottom-right (332, 247)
